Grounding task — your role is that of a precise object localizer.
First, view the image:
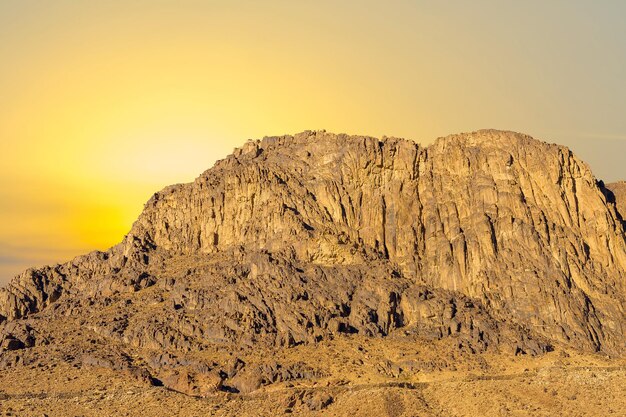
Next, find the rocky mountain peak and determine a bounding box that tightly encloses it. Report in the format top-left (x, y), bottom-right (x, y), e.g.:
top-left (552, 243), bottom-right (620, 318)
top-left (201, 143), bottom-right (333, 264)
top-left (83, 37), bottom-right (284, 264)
top-left (1, 129), bottom-right (625, 402)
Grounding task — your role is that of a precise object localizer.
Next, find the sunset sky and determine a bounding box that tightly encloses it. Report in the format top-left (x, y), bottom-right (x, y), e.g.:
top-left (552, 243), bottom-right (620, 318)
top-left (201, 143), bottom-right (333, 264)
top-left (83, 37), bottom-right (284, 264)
top-left (2, 1), bottom-right (626, 284)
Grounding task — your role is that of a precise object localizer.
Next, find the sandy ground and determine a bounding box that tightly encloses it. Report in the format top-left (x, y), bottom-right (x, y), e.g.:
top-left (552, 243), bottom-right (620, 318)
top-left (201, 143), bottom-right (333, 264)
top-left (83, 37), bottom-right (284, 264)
top-left (1, 336), bottom-right (624, 417)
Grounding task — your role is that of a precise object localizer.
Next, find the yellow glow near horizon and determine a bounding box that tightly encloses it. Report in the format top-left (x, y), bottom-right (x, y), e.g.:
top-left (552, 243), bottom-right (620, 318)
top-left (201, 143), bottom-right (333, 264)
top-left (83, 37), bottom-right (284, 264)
top-left (2, 1), bottom-right (626, 283)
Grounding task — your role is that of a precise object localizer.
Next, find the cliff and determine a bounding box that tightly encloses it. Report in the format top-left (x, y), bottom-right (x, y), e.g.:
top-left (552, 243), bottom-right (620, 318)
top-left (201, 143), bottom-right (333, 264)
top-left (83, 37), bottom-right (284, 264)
top-left (1, 130), bottom-right (625, 399)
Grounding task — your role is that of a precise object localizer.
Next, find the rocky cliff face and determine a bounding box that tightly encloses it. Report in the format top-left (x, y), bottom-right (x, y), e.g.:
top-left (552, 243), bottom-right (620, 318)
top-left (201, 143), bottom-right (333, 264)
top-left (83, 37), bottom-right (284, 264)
top-left (1, 130), bottom-right (625, 397)
top-left (607, 181), bottom-right (626, 226)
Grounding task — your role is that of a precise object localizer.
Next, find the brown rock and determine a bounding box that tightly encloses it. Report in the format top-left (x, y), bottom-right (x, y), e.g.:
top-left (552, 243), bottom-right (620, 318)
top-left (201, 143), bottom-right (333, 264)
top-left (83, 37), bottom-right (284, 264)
top-left (606, 181), bottom-right (626, 223)
top-left (159, 368), bottom-right (222, 397)
top-left (0, 130), bottom-right (625, 405)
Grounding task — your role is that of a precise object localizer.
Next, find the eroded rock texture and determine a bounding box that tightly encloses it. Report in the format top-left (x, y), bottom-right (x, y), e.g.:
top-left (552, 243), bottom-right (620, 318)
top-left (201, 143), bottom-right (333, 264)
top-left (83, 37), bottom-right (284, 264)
top-left (607, 181), bottom-right (626, 226)
top-left (0, 129), bottom-right (625, 397)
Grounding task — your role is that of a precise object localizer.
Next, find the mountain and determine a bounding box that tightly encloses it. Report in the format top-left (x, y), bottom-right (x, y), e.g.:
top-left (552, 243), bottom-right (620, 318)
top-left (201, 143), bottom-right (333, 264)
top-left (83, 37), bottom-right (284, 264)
top-left (1, 130), bottom-right (625, 416)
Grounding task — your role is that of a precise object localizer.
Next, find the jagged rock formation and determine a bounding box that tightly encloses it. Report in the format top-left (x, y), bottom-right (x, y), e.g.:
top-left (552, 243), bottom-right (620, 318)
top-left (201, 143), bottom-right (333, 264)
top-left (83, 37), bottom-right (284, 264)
top-left (0, 130), bottom-right (625, 402)
top-left (607, 181), bottom-right (626, 226)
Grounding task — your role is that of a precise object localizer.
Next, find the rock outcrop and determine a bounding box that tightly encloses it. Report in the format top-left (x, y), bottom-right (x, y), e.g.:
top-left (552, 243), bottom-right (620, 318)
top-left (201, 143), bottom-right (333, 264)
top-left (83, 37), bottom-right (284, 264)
top-left (607, 181), bottom-right (626, 226)
top-left (0, 129), bottom-right (625, 397)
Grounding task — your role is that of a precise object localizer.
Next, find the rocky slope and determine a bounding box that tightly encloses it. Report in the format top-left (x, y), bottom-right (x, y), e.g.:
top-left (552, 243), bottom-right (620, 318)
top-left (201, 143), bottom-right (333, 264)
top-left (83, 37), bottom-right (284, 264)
top-left (0, 130), bottom-right (625, 413)
top-left (607, 181), bottom-right (626, 226)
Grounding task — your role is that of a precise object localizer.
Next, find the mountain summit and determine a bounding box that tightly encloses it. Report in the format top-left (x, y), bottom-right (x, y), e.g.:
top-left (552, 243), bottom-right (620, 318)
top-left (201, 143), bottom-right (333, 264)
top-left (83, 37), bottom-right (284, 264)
top-left (1, 130), bottom-right (625, 415)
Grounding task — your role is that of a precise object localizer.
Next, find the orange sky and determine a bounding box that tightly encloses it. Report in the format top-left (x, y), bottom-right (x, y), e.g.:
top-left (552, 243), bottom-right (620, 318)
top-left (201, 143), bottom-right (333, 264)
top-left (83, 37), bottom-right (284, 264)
top-left (2, 1), bottom-right (626, 284)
